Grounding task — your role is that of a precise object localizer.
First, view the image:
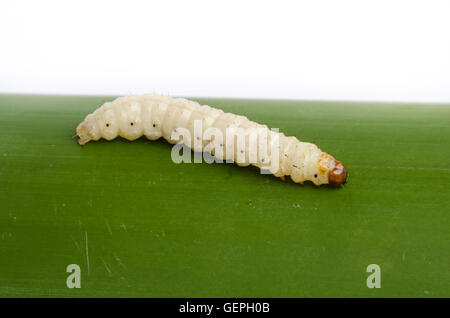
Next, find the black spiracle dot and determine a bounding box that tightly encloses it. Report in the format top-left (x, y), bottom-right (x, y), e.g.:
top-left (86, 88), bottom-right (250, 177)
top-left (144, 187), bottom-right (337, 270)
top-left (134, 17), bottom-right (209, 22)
top-left (130, 122), bottom-right (134, 126)
top-left (261, 158), bottom-right (265, 163)
top-left (314, 174), bottom-right (318, 178)
top-left (153, 124), bottom-right (156, 127)
top-left (106, 123), bottom-right (110, 127)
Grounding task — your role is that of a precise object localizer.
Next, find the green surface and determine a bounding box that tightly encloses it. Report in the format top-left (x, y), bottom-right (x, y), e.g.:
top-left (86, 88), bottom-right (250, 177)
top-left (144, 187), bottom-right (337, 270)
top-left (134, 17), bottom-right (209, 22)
top-left (0, 94), bottom-right (449, 297)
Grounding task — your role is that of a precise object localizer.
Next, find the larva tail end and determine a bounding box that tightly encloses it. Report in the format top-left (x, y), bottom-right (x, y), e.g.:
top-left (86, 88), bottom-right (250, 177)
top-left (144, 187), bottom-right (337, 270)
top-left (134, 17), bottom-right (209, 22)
top-left (77, 138), bottom-right (86, 146)
top-left (328, 161), bottom-right (348, 187)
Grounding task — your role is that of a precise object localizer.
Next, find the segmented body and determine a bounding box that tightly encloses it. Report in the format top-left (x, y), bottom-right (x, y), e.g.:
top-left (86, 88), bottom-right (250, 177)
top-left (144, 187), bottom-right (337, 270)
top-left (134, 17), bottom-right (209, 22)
top-left (76, 94), bottom-right (347, 186)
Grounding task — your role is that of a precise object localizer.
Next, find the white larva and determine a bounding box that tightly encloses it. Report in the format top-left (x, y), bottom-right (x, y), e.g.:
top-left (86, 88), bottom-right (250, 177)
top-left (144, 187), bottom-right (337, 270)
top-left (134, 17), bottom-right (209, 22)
top-left (76, 94), bottom-right (348, 187)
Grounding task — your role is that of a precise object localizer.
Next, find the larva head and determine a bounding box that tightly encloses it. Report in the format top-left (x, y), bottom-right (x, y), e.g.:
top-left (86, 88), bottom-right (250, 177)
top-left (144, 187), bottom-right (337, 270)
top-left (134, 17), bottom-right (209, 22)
top-left (328, 160), bottom-right (348, 187)
top-left (317, 153), bottom-right (348, 187)
top-left (76, 113), bottom-right (101, 145)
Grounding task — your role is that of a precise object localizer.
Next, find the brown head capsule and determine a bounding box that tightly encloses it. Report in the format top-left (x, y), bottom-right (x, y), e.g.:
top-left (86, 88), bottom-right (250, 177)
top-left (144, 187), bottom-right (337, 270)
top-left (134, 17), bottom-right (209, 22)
top-left (328, 160), bottom-right (348, 187)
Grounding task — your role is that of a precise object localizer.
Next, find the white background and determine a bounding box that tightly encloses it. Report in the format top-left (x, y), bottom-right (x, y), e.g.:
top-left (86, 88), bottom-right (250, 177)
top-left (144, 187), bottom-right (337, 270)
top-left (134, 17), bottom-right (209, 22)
top-left (1, 0), bottom-right (450, 102)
